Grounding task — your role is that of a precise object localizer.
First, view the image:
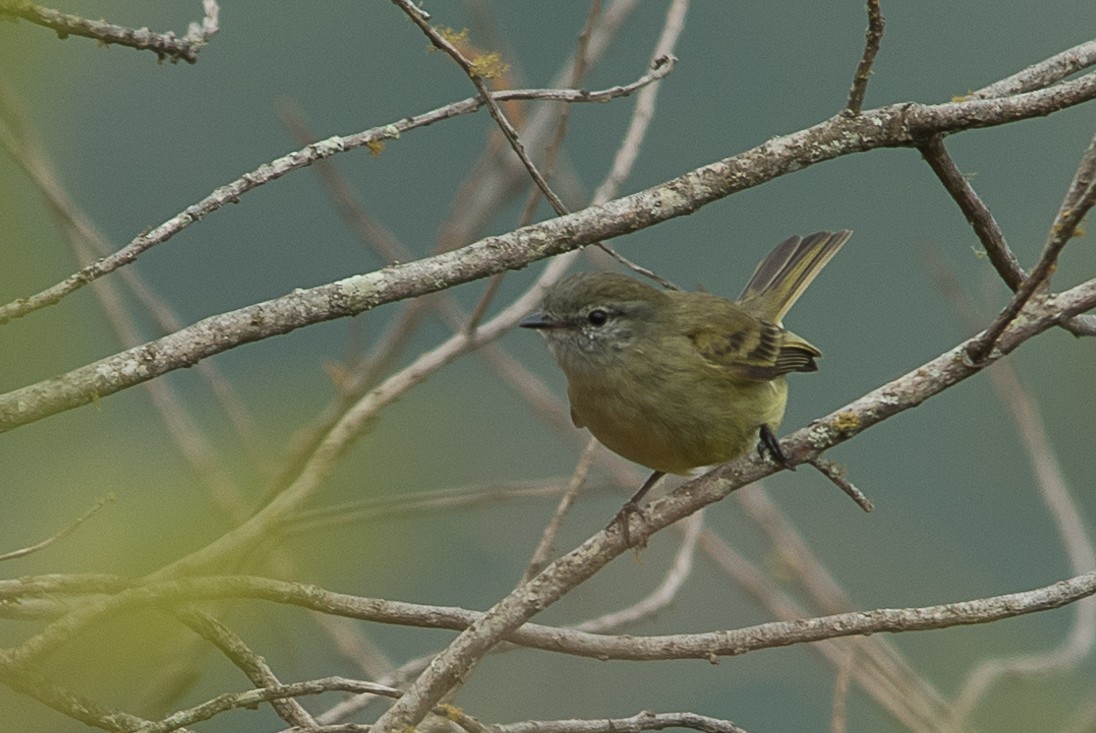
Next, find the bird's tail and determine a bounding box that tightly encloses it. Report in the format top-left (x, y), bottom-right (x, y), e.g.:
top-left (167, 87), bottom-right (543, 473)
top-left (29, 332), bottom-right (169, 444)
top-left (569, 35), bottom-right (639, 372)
top-left (736, 230), bottom-right (852, 323)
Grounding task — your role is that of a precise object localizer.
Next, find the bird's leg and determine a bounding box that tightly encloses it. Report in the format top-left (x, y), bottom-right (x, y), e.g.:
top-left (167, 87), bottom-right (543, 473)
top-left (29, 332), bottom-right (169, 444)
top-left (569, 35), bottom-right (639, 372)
top-left (757, 424), bottom-right (795, 470)
top-left (611, 470), bottom-right (665, 547)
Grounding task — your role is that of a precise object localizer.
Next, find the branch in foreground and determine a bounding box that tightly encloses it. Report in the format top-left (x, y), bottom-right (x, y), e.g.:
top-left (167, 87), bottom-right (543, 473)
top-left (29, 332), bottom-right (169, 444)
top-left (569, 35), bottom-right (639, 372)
top-left (0, 0), bottom-right (220, 63)
top-left (2, 72), bottom-right (1094, 434)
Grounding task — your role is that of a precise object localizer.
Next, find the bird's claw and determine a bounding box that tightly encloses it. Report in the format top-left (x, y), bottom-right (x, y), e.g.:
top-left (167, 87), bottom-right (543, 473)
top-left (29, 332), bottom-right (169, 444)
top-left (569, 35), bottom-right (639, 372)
top-left (758, 424), bottom-right (795, 470)
top-left (611, 500), bottom-right (649, 548)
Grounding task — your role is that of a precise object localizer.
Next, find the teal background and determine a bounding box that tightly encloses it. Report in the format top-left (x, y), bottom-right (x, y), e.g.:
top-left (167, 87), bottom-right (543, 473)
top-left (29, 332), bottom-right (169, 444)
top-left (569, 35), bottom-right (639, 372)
top-left (1, 2), bottom-right (1095, 731)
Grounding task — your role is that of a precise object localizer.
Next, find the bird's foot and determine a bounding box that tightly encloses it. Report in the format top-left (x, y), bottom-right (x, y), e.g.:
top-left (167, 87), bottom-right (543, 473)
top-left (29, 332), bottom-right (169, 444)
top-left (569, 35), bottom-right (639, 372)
top-left (757, 424), bottom-right (795, 470)
top-left (610, 500), bottom-right (650, 549)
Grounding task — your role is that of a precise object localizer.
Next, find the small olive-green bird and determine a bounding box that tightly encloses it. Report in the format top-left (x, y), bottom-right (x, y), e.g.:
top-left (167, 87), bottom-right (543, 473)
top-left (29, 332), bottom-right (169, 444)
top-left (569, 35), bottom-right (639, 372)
top-left (521, 230), bottom-right (851, 524)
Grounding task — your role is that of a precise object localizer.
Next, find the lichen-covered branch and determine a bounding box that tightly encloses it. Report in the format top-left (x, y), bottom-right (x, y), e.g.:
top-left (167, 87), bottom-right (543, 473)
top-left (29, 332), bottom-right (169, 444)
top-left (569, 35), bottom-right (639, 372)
top-left (2, 73), bottom-right (1094, 434)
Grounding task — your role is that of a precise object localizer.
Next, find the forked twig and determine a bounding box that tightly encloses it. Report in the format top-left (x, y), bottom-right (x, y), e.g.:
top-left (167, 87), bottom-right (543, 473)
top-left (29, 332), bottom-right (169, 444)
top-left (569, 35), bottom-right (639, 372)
top-left (965, 131), bottom-right (1096, 363)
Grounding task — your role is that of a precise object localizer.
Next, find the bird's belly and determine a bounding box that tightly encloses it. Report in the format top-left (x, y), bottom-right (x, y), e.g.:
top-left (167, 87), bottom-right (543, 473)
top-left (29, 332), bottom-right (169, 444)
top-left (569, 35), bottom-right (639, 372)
top-left (568, 376), bottom-right (788, 474)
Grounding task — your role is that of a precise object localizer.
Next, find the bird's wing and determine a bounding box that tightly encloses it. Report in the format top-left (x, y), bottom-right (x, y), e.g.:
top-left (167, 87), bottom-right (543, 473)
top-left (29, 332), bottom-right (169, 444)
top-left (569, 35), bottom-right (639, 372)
top-left (684, 302), bottom-right (821, 382)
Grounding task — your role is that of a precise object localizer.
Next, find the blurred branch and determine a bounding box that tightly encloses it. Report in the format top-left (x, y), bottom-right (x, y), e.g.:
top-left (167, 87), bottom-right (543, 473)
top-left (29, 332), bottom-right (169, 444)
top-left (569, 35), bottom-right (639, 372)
top-left (732, 488), bottom-right (956, 730)
top-left (0, 661), bottom-right (150, 730)
top-left (0, 0), bottom-right (220, 63)
top-left (572, 509), bottom-right (705, 633)
top-left (831, 646), bottom-right (855, 733)
top-left (523, 439), bottom-right (600, 582)
top-left (928, 249), bottom-right (1096, 727)
top-left (147, 258), bottom-right (583, 583)
top-left (700, 528), bottom-right (956, 732)
top-left (949, 358), bottom-right (1096, 725)
top-left (131, 676), bottom-right (400, 733)
top-left (0, 81), bottom-right (271, 501)
top-left (283, 478), bottom-right (611, 537)
top-left (172, 606), bottom-right (316, 728)
top-left (0, 495), bottom-right (114, 562)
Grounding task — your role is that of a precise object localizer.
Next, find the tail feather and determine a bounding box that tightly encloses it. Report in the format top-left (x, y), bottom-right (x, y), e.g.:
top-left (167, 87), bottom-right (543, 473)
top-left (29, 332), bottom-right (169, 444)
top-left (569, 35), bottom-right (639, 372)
top-left (737, 230), bottom-right (852, 323)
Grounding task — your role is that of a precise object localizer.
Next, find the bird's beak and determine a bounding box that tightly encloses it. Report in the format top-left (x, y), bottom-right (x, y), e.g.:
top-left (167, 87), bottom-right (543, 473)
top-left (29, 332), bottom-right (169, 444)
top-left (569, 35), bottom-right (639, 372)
top-left (520, 312), bottom-right (565, 330)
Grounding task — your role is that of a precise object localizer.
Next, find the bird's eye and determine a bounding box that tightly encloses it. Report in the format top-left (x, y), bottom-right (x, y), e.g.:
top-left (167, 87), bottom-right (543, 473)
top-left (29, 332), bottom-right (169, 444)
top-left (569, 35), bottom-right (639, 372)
top-left (586, 309), bottom-right (609, 327)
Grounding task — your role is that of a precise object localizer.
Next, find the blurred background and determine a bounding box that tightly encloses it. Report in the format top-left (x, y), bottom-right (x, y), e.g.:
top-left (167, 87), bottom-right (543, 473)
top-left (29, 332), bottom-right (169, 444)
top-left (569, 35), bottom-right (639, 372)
top-left (1, 2), bottom-right (1095, 731)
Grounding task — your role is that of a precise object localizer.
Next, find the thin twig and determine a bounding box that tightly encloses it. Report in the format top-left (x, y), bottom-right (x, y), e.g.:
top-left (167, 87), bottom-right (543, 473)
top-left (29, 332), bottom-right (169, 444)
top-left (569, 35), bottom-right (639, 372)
top-left (435, 0), bottom-right (643, 253)
top-left (523, 439), bottom-right (601, 583)
top-left (130, 676), bottom-right (400, 733)
top-left (285, 478), bottom-right (614, 538)
top-left (396, 0), bottom-right (685, 292)
top-left (844, 0), bottom-right (885, 115)
top-left (393, 0), bottom-right (569, 218)
top-left (472, 2), bottom-right (611, 324)
top-left (808, 457), bottom-right (874, 512)
top-left (918, 135), bottom-right (1025, 291)
top-left (0, 495), bottom-right (114, 562)
top-left (498, 711), bottom-right (751, 733)
top-left (595, 242), bottom-right (680, 290)
top-left (573, 509), bottom-right (705, 633)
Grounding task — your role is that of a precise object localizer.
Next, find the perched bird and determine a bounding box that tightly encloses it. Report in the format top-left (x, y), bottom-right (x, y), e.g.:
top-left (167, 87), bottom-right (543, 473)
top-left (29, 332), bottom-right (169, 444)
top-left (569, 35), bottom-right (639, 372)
top-left (522, 230), bottom-right (851, 539)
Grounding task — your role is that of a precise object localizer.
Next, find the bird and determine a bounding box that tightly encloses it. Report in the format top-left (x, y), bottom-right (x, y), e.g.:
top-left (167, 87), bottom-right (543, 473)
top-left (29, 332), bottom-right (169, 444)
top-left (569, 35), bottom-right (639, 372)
top-left (521, 230), bottom-right (851, 542)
